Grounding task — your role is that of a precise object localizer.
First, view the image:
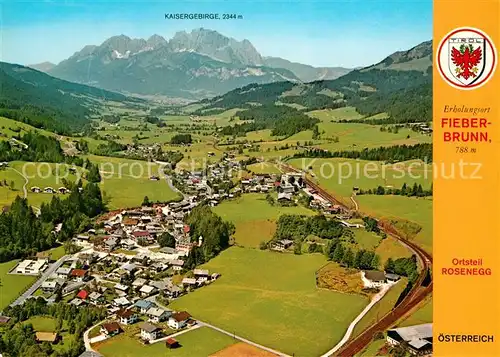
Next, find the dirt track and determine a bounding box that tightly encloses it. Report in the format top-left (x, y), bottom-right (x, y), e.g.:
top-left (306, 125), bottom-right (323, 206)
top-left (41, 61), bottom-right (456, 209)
top-left (211, 342), bottom-right (279, 357)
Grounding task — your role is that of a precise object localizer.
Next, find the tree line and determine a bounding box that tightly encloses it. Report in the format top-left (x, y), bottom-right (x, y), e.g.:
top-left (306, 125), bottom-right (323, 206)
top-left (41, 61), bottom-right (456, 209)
top-left (0, 131), bottom-right (85, 167)
top-left (385, 255), bottom-right (419, 283)
top-left (170, 133), bottom-right (192, 145)
top-left (220, 105), bottom-right (319, 137)
top-left (325, 240), bottom-right (381, 271)
top-left (274, 214), bottom-right (345, 242)
top-left (293, 143), bottom-right (432, 163)
top-left (357, 182), bottom-right (432, 197)
top-left (347, 81), bottom-right (432, 125)
top-left (183, 205), bottom-right (235, 269)
top-left (0, 182), bottom-right (105, 262)
top-left (1, 298), bottom-right (106, 357)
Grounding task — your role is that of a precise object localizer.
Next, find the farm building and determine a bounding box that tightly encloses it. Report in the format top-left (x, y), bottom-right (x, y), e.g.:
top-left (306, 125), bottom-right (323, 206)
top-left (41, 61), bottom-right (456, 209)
top-left (271, 239), bottom-right (294, 251)
top-left (165, 337), bottom-right (180, 349)
top-left (35, 332), bottom-right (59, 344)
top-left (387, 323), bottom-right (433, 355)
top-left (362, 270), bottom-right (387, 288)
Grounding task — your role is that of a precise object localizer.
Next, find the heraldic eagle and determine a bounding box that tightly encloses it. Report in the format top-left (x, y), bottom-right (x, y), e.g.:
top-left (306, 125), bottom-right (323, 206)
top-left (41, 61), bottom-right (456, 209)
top-left (451, 45), bottom-right (482, 80)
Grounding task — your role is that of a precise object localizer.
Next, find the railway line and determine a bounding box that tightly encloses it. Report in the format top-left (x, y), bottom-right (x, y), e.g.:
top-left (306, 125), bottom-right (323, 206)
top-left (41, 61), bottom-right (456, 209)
top-left (282, 164), bottom-right (433, 356)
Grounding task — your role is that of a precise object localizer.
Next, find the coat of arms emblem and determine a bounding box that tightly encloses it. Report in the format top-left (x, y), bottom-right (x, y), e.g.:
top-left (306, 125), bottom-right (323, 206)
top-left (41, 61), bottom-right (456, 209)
top-left (437, 28), bottom-right (496, 90)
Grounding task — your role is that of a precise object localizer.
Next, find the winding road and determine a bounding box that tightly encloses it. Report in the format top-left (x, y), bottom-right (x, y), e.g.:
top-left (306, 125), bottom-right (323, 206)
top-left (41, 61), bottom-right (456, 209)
top-left (8, 167), bottom-right (29, 198)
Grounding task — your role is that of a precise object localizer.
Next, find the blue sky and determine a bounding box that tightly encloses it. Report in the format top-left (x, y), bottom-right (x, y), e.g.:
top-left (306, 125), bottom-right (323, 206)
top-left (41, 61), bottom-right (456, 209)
top-left (1, 0), bottom-right (432, 68)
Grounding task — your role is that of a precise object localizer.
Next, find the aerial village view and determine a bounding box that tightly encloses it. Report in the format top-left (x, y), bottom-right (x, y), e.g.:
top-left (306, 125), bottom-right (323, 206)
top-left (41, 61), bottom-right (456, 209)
top-left (0, 1), bottom-right (434, 357)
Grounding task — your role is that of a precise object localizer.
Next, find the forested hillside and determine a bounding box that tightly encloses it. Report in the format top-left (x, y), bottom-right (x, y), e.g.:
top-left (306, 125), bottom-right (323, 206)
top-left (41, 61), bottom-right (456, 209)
top-left (190, 40), bottom-right (432, 128)
top-left (220, 105), bottom-right (319, 137)
top-left (0, 62), bottom-right (140, 135)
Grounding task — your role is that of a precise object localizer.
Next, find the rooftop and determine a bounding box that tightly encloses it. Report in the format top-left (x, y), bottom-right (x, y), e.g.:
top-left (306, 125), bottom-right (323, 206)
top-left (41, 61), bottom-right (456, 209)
top-left (70, 269), bottom-right (88, 277)
top-left (139, 321), bottom-right (160, 333)
top-left (117, 308), bottom-right (135, 318)
top-left (389, 323), bottom-right (433, 342)
top-left (35, 332), bottom-right (58, 342)
top-left (101, 322), bottom-right (120, 333)
top-left (135, 299), bottom-right (155, 309)
top-left (146, 307), bottom-right (169, 317)
top-left (171, 311), bottom-right (191, 322)
top-left (364, 270), bottom-right (386, 282)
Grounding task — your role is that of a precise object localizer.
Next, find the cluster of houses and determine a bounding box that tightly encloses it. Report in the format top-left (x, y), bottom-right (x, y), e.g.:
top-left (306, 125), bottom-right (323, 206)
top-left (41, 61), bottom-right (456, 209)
top-left (176, 157), bottom-right (243, 206)
top-left (240, 172), bottom-right (301, 199)
top-left (30, 186), bottom-right (70, 194)
top-left (71, 202), bottom-right (203, 254)
top-left (99, 303), bottom-right (194, 344)
top-left (125, 143), bottom-right (162, 158)
top-left (27, 246), bottom-right (220, 346)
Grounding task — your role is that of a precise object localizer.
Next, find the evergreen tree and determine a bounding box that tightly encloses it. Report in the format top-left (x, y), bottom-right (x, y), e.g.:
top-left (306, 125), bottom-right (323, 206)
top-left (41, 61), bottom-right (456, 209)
top-left (342, 248), bottom-right (354, 267)
top-left (332, 244), bottom-right (345, 262)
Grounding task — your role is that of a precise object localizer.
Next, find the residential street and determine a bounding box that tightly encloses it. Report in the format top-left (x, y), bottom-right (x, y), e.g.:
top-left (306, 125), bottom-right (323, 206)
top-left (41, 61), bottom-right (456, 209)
top-left (10, 255), bottom-right (68, 307)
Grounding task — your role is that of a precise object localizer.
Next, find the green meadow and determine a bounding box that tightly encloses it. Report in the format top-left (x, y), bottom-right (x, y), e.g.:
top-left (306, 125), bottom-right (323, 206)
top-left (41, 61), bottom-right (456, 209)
top-left (213, 193), bottom-right (316, 247)
top-left (85, 155), bottom-right (182, 209)
top-left (169, 247), bottom-right (369, 357)
top-left (96, 326), bottom-right (236, 357)
top-left (246, 162), bottom-right (282, 175)
top-left (356, 195), bottom-right (433, 253)
top-left (399, 299), bottom-right (433, 327)
top-left (0, 260), bottom-right (37, 310)
top-left (288, 158), bottom-right (432, 201)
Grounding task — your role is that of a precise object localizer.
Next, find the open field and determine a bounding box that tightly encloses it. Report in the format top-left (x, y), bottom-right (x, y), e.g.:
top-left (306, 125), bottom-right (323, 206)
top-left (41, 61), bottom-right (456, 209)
top-left (246, 162), bottom-right (282, 175)
top-left (0, 260), bottom-right (37, 310)
top-left (356, 195), bottom-right (432, 253)
top-left (375, 236), bottom-right (412, 265)
top-left (288, 158), bottom-right (432, 201)
top-left (307, 107), bottom-right (364, 122)
top-left (0, 167), bottom-right (26, 207)
top-left (348, 229), bottom-right (382, 252)
top-left (84, 155), bottom-right (182, 209)
top-left (96, 326), bottom-right (236, 357)
top-left (44, 245), bottom-right (66, 260)
top-left (316, 123), bottom-right (431, 151)
top-left (169, 247), bottom-right (369, 357)
top-left (399, 298), bottom-right (433, 327)
top-left (213, 194), bottom-right (316, 247)
top-left (1, 156), bottom-right (183, 210)
top-left (20, 316), bottom-right (57, 331)
top-left (1, 161), bottom-right (87, 208)
top-left (211, 342), bottom-right (277, 357)
top-left (244, 129), bottom-right (274, 142)
top-left (0, 116), bottom-right (56, 140)
top-left (167, 142), bottom-right (222, 170)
